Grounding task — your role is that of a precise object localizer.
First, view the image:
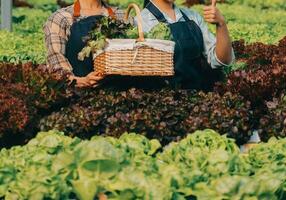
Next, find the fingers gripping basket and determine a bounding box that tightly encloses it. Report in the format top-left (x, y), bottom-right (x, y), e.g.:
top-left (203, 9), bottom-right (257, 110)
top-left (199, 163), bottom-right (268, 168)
top-left (93, 3), bottom-right (175, 76)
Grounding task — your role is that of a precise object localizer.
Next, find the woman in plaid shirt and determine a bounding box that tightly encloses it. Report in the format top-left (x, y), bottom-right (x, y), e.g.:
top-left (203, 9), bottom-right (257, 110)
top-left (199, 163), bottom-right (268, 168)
top-left (44, 0), bottom-right (124, 88)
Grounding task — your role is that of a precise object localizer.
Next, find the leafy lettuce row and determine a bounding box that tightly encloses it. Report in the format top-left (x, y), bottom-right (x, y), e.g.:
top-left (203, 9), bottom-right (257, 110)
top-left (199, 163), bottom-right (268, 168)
top-left (39, 88), bottom-right (254, 145)
top-left (0, 129), bottom-right (285, 200)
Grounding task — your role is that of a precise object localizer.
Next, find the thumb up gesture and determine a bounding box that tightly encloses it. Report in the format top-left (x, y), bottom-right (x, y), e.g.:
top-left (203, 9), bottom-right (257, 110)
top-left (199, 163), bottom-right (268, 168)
top-left (203, 0), bottom-right (226, 27)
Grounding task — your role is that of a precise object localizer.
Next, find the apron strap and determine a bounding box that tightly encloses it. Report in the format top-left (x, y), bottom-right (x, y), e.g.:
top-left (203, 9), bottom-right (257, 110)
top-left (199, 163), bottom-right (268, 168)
top-left (180, 10), bottom-right (191, 22)
top-left (73, 0), bottom-right (116, 19)
top-left (73, 0), bottom-right (81, 18)
top-left (146, 2), bottom-right (191, 24)
top-left (106, 7), bottom-right (116, 19)
top-left (145, 1), bottom-right (168, 23)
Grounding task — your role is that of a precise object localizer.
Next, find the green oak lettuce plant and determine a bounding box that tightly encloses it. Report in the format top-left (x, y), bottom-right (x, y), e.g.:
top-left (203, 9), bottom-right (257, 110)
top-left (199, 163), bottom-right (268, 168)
top-left (1, 130), bottom-right (286, 199)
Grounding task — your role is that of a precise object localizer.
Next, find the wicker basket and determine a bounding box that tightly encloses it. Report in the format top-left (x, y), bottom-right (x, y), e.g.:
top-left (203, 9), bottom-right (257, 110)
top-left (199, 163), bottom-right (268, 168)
top-left (93, 3), bottom-right (175, 76)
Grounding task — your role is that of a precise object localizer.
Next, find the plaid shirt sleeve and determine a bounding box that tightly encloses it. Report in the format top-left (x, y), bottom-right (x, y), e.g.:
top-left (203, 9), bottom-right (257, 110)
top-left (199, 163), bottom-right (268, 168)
top-left (44, 8), bottom-right (74, 75)
top-left (44, 7), bottom-right (127, 76)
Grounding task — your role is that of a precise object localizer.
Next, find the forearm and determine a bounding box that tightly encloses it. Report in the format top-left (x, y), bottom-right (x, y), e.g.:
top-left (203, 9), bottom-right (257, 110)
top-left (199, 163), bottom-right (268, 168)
top-left (46, 52), bottom-right (74, 76)
top-left (215, 22), bottom-right (233, 65)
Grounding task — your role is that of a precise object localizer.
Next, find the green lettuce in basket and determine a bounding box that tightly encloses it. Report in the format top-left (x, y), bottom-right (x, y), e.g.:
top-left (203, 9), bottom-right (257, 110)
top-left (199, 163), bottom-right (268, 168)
top-left (78, 16), bottom-right (172, 61)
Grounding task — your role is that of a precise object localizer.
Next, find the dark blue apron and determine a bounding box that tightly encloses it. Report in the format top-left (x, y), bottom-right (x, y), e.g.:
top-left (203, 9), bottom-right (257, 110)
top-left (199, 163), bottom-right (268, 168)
top-left (145, 2), bottom-right (224, 91)
top-left (66, 15), bottom-right (102, 77)
top-left (65, 0), bottom-right (114, 77)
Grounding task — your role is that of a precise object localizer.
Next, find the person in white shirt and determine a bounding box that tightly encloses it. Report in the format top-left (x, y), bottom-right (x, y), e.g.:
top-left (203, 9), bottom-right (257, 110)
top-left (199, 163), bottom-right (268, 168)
top-left (140, 0), bottom-right (235, 90)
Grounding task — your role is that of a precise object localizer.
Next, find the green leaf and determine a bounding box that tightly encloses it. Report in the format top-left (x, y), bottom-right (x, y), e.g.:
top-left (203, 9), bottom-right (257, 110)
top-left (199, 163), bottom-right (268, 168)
top-left (71, 178), bottom-right (99, 200)
top-left (149, 139), bottom-right (161, 155)
top-left (82, 159), bottom-right (119, 175)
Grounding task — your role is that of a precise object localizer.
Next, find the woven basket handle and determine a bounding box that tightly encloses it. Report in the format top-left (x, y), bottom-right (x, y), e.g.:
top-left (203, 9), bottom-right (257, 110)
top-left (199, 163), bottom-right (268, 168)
top-left (124, 3), bottom-right (145, 42)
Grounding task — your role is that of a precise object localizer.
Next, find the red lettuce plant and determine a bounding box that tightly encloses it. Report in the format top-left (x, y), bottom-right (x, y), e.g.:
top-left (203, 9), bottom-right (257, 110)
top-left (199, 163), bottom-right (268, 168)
top-left (258, 93), bottom-right (286, 141)
top-left (216, 36), bottom-right (286, 106)
top-left (0, 62), bottom-right (74, 146)
top-left (40, 88), bottom-right (253, 145)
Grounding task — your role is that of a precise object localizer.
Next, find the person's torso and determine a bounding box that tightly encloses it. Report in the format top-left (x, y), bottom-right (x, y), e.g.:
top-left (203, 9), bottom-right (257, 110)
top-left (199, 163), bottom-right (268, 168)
top-left (142, 1), bottom-right (224, 90)
top-left (65, 4), bottom-right (123, 77)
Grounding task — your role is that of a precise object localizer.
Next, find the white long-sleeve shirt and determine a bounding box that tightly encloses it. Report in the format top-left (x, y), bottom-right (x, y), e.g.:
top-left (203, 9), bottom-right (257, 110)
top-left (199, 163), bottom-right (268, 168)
top-left (138, 3), bottom-right (235, 68)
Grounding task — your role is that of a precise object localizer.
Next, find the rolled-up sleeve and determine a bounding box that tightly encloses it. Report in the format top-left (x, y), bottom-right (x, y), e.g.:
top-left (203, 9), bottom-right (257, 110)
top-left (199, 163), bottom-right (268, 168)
top-left (43, 11), bottom-right (73, 75)
top-left (184, 9), bottom-right (235, 68)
